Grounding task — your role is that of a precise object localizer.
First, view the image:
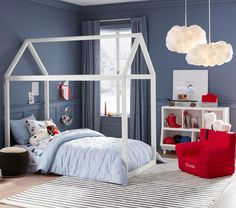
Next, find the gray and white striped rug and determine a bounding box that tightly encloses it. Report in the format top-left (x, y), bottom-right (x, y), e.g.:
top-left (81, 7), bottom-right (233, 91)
top-left (1, 159), bottom-right (233, 208)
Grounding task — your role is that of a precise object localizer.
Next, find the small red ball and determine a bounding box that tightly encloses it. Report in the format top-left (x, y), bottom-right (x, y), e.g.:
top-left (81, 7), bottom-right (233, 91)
top-left (163, 137), bottom-right (176, 144)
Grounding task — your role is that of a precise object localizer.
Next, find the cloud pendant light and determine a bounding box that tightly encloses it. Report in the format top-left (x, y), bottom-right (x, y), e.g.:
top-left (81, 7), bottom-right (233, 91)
top-left (166, 0), bottom-right (207, 54)
top-left (186, 0), bottom-right (233, 67)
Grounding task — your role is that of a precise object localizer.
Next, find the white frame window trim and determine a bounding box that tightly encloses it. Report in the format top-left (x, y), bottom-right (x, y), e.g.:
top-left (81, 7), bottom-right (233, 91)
top-left (4, 33), bottom-right (157, 178)
top-left (100, 27), bottom-right (132, 115)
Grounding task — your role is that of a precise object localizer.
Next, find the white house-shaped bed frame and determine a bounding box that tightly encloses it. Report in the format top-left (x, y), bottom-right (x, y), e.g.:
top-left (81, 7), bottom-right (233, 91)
top-left (4, 33), bottom-right (156, 177)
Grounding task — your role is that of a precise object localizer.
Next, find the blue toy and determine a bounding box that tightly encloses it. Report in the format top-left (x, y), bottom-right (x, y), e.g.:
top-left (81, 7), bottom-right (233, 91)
top-left (180, 136), bottom-right (191, 143)
top-left (173, 135), bottom-right (182, 143)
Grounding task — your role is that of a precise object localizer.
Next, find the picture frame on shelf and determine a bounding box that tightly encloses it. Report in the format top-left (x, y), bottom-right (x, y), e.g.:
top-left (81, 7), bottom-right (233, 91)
top-left (173, 70), bottom-right (208, 104)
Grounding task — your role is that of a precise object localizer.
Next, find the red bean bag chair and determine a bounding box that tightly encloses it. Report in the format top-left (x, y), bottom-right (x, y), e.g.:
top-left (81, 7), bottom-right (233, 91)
top-left (176, 129), bottom-right (235, 178)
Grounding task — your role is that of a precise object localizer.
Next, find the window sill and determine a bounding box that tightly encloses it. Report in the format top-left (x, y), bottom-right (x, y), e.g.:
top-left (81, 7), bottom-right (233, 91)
top-left (101, 115), bottom-right (130, 118)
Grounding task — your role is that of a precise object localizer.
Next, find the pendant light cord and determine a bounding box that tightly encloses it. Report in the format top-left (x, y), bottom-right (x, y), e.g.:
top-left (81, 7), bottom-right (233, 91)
top-left (208, 0), bottom-right (211, 43)
top-left (185, 0), bottom-right (187, 26)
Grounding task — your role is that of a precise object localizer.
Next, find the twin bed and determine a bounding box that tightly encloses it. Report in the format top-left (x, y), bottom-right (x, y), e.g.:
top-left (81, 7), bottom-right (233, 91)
top-left (4, 33), bottom-right (157, 185)
top-left (18, 128), bottom-right (155, 185)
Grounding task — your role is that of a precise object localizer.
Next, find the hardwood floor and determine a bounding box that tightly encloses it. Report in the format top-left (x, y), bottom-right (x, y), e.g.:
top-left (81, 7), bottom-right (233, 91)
top-left (0, 174), bottom-right (58, 208)
top-left (0, 153), bottom-right (235, 208)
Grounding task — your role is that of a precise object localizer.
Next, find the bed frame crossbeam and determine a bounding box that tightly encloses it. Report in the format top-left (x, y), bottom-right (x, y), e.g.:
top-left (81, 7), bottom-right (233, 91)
top-left (4, 33), bottom-right (157, 178)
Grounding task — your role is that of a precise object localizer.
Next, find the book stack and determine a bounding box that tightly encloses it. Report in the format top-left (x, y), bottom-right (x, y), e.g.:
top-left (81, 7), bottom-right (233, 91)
top-left (184, 111), bottom-right (199, 128)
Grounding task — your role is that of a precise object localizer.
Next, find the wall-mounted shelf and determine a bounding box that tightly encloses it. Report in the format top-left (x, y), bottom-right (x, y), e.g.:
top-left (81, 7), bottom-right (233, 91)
top-left (160, 105), bottom-right (230, 154)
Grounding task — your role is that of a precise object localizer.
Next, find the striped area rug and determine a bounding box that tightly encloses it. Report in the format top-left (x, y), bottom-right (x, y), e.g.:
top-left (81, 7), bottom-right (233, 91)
top-left (1, 159), bottom-right (233, 208)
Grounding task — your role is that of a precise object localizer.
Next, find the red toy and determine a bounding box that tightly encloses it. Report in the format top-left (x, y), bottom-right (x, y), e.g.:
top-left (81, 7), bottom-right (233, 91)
top-left (47, 125), bottom-right (60, 136)
top-left (163, 137), bottom-right (176, 145)
top-left (202, 93), bottom-right (218, 103)
top-left (176, 129), bottom-right (235, 178)
top-left (167, 114), bottom-right (181, 128)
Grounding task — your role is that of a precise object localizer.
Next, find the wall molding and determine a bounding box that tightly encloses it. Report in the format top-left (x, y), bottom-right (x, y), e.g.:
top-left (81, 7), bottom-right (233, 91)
top-left (81, 0), bottom-right (236, 14)
top-left (0, 98), bottom-right (79, 113)
top-left (26, 0), bottom-right (81, 12)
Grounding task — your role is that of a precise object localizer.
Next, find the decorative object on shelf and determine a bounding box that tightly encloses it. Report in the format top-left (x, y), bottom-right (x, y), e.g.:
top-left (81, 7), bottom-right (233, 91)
top-left (166, 0), bottom-right (207, 54)
top-left (202, 93), bottom-right (218, 107)
top-left (185, 111), bottom-right (191, 128)
top-left (107, 112), bottom-right (113, 116)
top-left (186, 0), bottom-right (233, 67)
top-left (60, 107), bottom-right (74, 126)
top-left (178, 94), bottom-right (188, 100)
top-left (58, 81), bottom-right (71, 100)
top-left (191, 117), bottom-right (198, 128)
top-left (166, 113), bottom-right (181, 128)
top-left (168, 99), bottom-right (197, 107)
top-left (173, 70), bottom-right (208, 103)
top-left (204, 112), bottom-right (231, 132)
top-left (163, 137), bottom-right (176, 145)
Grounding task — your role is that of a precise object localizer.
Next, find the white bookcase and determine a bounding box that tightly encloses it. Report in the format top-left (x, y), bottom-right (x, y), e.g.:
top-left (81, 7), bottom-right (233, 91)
top-left (160, 106), bottom-right (230, 154)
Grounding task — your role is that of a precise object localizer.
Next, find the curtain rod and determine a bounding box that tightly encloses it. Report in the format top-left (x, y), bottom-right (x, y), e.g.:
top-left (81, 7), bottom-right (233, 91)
top-left (99, 18), bottom-right (131, 23)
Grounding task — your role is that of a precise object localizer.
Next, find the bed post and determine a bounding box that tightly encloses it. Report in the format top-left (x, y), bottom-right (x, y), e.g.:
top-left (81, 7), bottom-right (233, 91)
top-left (121, 76), bottom-right (128, 172)
top-left (4, 78), bottom-right (10, 147)
top-left (151, 76), bottom-right (157, 160)
top-left (138, 35), bottom-right (157, 160)
top-left (44, 81), bottom-right (50, 119)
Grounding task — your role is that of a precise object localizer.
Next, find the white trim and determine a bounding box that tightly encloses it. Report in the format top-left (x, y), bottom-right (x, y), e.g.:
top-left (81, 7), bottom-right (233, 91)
top-left (5, 40), bottom-right (29, 76)
top-left (121, 34), bottom-right (141, 75)
top-left (128, 160), bottom-right (156, 178)
top-left (4, 80), bottom-right (10, 147)
top-left (28, 43), bottom-right (49, 75)
top-left (28, 34), bottom-right (139, 43)
top-left (6, 74), bottom-right (152, 81)
top-left (4, 33), bottom-right (157, 180)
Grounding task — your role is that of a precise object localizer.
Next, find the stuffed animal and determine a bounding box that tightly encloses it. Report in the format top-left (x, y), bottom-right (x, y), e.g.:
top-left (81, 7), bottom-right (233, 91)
top-left (29, 129), bottom-right (50, 146)
top-left (47, 125), bottom-right (60, 136)
top-left (204, 112), bottom-right (231, 132)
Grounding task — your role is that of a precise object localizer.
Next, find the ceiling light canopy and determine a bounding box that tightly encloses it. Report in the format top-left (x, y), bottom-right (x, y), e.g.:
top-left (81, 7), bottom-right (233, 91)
top-left (186, 0), bottom-right (233, 67)
top-left (166, 0), bottom-right (207, 54)
top-left (166, 25), bottom-right (207, 53)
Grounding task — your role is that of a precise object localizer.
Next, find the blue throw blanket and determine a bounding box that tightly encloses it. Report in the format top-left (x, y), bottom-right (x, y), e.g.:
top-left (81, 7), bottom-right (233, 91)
top-left (37, 129), bottom-right (153, 185)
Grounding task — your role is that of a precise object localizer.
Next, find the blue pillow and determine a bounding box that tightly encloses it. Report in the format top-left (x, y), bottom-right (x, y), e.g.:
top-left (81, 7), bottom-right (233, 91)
top-left (10, 114), bottom-right (36, 145)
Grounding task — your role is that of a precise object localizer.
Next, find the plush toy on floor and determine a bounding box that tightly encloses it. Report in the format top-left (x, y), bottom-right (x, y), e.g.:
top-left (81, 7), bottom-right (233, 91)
top-left (204, 112), bottom-right (231, 131)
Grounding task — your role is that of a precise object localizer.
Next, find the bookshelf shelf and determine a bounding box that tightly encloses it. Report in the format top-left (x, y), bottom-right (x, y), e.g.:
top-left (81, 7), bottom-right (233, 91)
top-left (160, 106), bottom-right (230, 154)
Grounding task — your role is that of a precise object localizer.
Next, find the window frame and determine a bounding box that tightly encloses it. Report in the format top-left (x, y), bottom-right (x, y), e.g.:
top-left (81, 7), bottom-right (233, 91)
top-left (100, 24), bottom-right (132, 116)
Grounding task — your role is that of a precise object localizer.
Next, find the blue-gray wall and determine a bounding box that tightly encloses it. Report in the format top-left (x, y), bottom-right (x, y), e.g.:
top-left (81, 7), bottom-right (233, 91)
top-left (1, 0), bottom-right (236, 150)
top-left (0, 0), bottom-right (81, 147)
top-left (80, 0), bottom-right (236, 149)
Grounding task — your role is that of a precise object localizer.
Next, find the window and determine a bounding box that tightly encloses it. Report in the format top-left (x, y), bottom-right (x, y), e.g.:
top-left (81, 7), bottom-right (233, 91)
top-left (100, 27), bottom-right (132, 115)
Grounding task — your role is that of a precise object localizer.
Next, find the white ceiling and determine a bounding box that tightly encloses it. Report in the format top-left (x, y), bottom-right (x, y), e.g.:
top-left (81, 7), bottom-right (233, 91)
top-left (62, 0), bottom-right (148, 6)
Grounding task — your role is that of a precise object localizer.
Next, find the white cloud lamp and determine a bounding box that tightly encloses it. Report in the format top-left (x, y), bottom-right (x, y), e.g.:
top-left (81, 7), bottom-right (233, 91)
top-left (186, 0), bottom-right (233, 67)
top-left (166, 0), bottom-right (207, 54)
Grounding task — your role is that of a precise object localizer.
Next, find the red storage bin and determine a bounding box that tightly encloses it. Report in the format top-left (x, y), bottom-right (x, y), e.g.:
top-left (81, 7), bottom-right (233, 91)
top-left (176, 129), bottom-right (235, 178)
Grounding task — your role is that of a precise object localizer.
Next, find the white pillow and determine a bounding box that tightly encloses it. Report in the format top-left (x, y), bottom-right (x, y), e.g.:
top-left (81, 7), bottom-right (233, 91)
top-left (25, 119), bottom-right (56, 136)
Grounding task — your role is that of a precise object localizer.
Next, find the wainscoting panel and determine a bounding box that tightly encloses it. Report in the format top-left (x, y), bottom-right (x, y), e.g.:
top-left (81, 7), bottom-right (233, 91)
top-left (100, 101), bottom-right (236, 151)
top-left (0, 98), bottom-right (80, 147)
